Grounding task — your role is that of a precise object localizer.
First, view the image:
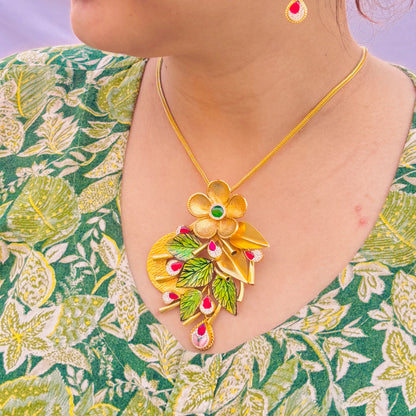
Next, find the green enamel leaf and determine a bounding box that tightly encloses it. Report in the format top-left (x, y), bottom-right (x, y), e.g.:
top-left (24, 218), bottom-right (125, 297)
top-left (7, 175), bottom-right (80, 248)
top-left (176, 257), bottom-right (213, 288)
top-left (180, 289), bottom-right (202, 321)
top-left (212, 275), bottom-right (237, 315)
top-left (361, 191), bottom-right (416, 267)
top-left (166, 233), bottom-right (201, 261)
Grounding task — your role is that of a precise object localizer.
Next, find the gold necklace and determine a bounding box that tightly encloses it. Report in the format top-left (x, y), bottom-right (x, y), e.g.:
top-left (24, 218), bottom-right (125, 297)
top-left (146, 46), bottom-right (368, 351)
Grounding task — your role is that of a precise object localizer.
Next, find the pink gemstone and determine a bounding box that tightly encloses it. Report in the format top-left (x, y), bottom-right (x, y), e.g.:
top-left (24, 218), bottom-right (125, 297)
top-left (202, 297), bottom-right (212, 309)
top-left (209, 241), bottom-right (216, 251)
top-left (171, 262), bottom-right (183, 272)
top-left (290, 1), bottom-right (300, 14)
top-left (168, 292), bottom-right (179, 300)
top-left (180, 226), bottom-right (190, 234)
top-left (245, 251), bottom-right (255, 261)
top-left (197, 323), bottom-right (206, 336)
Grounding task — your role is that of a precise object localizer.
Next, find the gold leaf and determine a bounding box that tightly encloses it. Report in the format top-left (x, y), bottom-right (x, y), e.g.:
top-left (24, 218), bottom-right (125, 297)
top-left (229, 222), bottom-right (270, 250)
top-left (216, 241), bottom-right (250, 284)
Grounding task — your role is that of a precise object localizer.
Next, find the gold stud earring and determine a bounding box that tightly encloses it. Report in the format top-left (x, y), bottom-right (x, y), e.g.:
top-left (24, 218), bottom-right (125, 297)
top-left (285, 0), bottom-right (308, 23)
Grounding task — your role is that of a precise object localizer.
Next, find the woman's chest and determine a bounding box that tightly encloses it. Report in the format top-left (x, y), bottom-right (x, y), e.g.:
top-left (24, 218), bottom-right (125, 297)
top-left (119, 73), bottom-right (414, 355)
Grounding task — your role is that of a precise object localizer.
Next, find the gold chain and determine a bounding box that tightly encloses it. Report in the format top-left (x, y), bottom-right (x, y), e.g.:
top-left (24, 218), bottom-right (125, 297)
top-left (156, 46), bottom-right (368, 193)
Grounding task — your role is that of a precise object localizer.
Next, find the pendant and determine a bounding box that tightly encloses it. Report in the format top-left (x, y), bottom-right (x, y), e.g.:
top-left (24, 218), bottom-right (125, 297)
top-left (146, 180), bottom-right (269, 351)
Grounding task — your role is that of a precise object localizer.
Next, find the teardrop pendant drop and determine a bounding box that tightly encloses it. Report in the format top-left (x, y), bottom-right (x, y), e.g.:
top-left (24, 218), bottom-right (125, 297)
top-left (285, 0), bottom-right (308, 23)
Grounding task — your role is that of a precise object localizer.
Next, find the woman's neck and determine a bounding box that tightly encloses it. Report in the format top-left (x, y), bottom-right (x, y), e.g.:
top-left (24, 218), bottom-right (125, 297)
top-left (155, 2), bottom-right (366, 151)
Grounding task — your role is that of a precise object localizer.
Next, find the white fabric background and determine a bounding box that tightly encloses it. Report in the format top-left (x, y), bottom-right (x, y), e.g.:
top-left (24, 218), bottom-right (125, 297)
top-left (0, 0), bottom-right (415, 70)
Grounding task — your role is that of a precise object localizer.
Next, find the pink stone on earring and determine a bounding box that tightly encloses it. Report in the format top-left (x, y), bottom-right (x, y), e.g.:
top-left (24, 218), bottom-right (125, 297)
top-left (285, 0), bottom-right (308, 23)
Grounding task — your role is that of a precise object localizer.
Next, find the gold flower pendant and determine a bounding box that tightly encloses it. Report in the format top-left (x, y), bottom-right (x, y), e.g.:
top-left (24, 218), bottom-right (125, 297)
top-left (146, 180), bottom-right (269, 350)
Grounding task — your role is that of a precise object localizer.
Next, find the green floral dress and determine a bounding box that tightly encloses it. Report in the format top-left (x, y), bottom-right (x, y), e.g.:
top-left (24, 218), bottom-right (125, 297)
top-left (0, 44), bottom-right (415, 416)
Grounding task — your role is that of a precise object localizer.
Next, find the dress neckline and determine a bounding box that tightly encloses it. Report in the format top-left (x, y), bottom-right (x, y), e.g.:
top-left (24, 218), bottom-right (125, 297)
top-left (116, 59), bottom-right (416, 358)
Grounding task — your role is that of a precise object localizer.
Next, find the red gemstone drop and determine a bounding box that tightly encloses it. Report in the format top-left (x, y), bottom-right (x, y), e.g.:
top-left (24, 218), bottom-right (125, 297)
top-left (209, 241), bottom-right (216, 251)
top-left (197, 323), bottom-right (206, 336)
top-left (290, 1), bottom-right (300, 14)
top-left (180, 227), bottom-right (190, 234)
top-left (168, 292), bottom-right (179, 300)
top-left (202, 297), bottom-right (212, 309)
top-left (171, 262), bottom-right (183, 272)
top-left (245, 251), bottom-right (255, 261)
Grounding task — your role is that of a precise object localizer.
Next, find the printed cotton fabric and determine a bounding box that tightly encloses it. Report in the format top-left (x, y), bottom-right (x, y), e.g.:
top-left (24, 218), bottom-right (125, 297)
top-left (0, 45), bottom-right (416, 415)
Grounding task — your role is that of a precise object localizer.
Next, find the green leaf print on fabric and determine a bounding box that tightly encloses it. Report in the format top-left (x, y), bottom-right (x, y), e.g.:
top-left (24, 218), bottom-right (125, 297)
top-left (400, 130), bottom-right (416, 168)
top-left (345, 386), bottom-right (389, 416)
top-left (31, 346), bottom-right (92, 375)
top-left (290, 288), bottom-right (350, 334)
top-left (130, 323), bottom-right (183, 383)
top-left (52, 295), bottom-right (107, 347)
top-left (121, 390), bottom-right (163, 416)
top-left (85, 403), bottom-right (120, 416)
top-left (0, 370), bottom-right (74, 415)
top-left (2, 64), bottom-right (58, 119)
top-left (0, 300), bottom-right (61, 373)
top-left (241, 388), bottom-right (268, 416)
top-left (84, 134), bottom-right (127, 178)
top-left (7, 175), bottom-right (81, 248)
top-left (167, 354), bottom-right (221, 415)
top-left (211, 335), bottom-right (272, 412)
top-left (372, 329), bottom-right (416, 411)
top-left (97, 60), bottom-right (147, 124)
top-left (263, 357), bottom-right (299, 411)
top-left (273, 382), bottom-right (320, 416)
top-left (361, 190), bottom-right (416, 267)
top-left (0, 115), bottom-right (24, 155)
top-left (81, 121), bottom-right (118, 140)
top-left (354, 261), bottom-right (391, 303)
top-left (78, 173), bottom-right (120, 214)
top-left (24, 112), bottom-right (80, 155)
top-left (392, 270), bottom-right (416, 336)
top-left (15, 249), bottom-right (55, 308)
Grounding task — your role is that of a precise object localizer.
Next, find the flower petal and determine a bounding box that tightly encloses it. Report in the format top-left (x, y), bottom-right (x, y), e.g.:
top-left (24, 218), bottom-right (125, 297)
top-left (218, 218), bottom-right (238, 238)
top-left (193, 218), bottom-right (218, 239)
top-left (187, 193), bottom-right (211, 217)
top-left (226, 194), bottom-right (247, 218)
top-left (207, 180), bottom-right (231, 205)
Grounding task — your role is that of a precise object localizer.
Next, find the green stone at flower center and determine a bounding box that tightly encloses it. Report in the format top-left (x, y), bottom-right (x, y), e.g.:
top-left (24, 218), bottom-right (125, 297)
top-left (211, 205), bottom-right (224, 218)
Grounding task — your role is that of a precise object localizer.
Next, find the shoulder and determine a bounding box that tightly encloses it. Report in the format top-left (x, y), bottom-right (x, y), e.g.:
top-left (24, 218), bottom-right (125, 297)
top-left (390, 63), bottom-right (416, 87)
top-left (0, 43), bottom-right (146, 73)
top-left (0, 44), bottom-right (148, 115)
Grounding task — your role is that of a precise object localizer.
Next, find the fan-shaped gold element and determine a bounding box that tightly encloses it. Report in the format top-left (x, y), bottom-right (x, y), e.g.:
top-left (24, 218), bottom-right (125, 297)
top-left (146, 231), bottom-right (188, 295)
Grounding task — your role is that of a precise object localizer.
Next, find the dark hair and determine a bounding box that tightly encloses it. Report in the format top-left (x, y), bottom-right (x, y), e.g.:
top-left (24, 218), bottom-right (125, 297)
top-left (345, 0), bottom-right (414, 23)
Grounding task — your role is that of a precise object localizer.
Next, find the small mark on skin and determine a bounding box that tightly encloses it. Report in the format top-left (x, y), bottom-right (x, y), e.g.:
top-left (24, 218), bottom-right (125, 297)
top-left (355, 205), bottom-right (362, 213)
top-left (359, 217), bottom-right (368, 226)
